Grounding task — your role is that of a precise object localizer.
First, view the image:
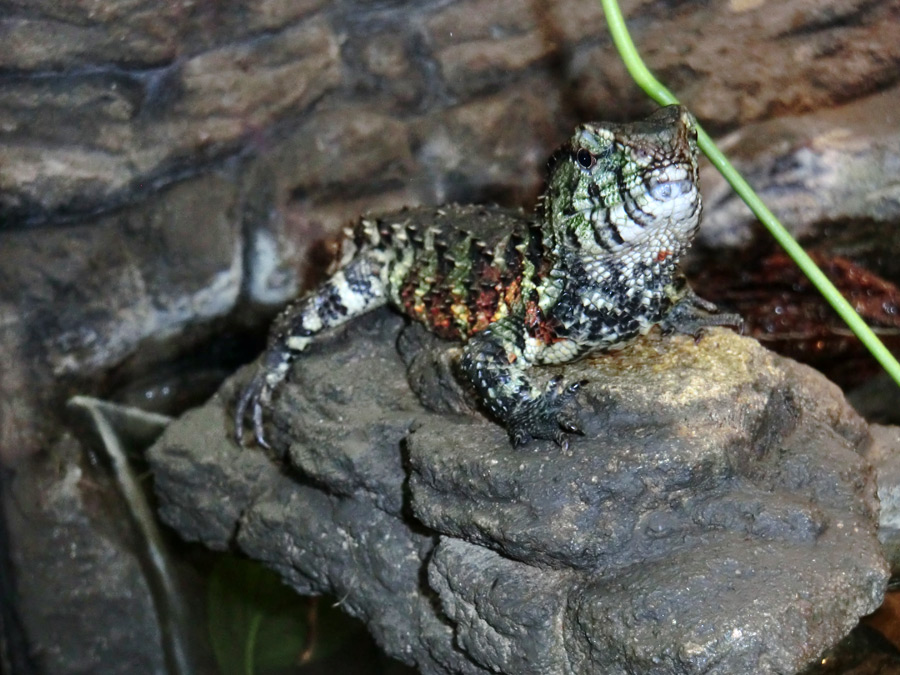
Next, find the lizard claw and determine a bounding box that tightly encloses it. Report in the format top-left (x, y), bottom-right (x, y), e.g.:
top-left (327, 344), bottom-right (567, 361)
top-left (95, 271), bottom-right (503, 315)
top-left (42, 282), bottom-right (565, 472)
top-left (506, 377), bottom-right (586, 449)
top-left (511, 427), bottom-right (532, 448)
top-left (557, 410), bottom-right (584, 436)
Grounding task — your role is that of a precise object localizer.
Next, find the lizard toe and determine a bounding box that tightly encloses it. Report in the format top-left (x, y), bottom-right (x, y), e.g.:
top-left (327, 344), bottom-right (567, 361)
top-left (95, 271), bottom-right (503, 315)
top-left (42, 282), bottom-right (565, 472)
top-left (234, 369), bottom-right (274, 448)
top-left (557, 409), bottom-right (584, 436)
top-left (506, 379), bottom-right (585, 448)
top-left (510, 426), bottom-right (534, 448)
top-left (234, 375), bottom-right (261, 445)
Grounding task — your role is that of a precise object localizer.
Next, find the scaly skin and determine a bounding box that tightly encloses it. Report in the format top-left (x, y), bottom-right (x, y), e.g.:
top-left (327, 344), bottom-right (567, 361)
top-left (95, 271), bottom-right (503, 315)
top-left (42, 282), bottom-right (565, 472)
top-left (234, 105), bottom-right (740, 449)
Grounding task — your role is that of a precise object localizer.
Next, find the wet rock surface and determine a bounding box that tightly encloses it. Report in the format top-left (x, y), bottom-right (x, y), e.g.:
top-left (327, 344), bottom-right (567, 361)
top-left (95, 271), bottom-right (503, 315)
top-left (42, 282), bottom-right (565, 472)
top-left (150, 310), bottom-right (891, 674)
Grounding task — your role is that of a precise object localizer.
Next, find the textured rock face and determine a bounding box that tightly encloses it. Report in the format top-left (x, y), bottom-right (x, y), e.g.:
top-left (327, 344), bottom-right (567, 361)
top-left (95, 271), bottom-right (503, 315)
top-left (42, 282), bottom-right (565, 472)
top-left (4, 0), bottom-right (899, 229)
top-left (699, 89), bottom-right (900, 258)
top-left (149, 310), bottom-right (891, 674)
top-left (6, 436), bottom-right (168, 675)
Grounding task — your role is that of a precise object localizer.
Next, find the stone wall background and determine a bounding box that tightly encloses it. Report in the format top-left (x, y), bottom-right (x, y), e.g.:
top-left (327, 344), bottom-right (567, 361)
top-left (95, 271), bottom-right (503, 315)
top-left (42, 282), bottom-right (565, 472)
top-left (2, 0), bottom-right (900, 672)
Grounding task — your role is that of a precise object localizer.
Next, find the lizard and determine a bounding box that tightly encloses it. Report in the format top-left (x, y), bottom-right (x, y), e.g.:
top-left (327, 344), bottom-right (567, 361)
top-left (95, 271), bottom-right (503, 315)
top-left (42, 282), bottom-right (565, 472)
top-left (234, 105), bottom-right (740, 450)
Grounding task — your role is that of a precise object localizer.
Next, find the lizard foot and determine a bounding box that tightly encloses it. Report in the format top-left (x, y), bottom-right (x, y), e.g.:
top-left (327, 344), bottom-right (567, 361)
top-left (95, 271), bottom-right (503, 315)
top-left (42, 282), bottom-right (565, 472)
top-left (661, 293), bottom-right (743, 339)
top-left (507, 377), bottom-right (587, 450)
top-left (234, 368), bottom-right (273, 449)
top-left (234, 342), bottom-right (296, 449)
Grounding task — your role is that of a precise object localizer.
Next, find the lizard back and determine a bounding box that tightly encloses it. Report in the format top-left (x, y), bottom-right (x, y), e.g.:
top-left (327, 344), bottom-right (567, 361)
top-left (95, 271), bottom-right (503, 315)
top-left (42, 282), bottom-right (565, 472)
top-left (350, 205), bottom-right (545, 340)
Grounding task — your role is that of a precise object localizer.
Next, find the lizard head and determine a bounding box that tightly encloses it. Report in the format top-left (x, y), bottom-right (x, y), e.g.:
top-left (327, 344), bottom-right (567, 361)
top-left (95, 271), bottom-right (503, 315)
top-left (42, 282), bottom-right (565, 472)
top-left (543, 105), bottom-right (701, 257)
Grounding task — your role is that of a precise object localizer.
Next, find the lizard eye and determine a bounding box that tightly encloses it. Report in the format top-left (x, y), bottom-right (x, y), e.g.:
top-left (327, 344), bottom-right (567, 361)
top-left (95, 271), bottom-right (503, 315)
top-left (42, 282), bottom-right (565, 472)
top-left (576, 148), bottom-right (595, 170)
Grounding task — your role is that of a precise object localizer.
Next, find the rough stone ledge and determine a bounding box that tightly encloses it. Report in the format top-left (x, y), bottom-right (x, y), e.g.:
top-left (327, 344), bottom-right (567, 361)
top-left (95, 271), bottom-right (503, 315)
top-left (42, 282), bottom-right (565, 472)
top-left (148, 309), bottom-right (891, 674)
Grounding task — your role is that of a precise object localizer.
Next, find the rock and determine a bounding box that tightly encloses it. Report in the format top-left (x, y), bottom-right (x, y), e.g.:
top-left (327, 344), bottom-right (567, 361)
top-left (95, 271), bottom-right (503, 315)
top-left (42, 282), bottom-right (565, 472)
top-left (631, 0), bottom-right (900, 130)
top-left (0, 171), bottom-right (244, 380)
top-left (0, 11), bottom-right (340, 224)
top-left (148, 309), bottom-right (891, 674)
top-left (697, 88), bottom-right (900, 268)
top-left (864, 424), bottom-right (900, 572)
top-left (5, 435), bottom-right (168, 675)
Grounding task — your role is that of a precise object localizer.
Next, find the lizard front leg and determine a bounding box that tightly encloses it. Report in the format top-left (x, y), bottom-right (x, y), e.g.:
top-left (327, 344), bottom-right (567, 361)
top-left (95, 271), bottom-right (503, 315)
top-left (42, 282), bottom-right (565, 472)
top-left (659, 278), bottom-right (743, 338)
top-left (235, 257), bottom-right (386, 448)
top-left (459, 317), bottom-right (584, 449)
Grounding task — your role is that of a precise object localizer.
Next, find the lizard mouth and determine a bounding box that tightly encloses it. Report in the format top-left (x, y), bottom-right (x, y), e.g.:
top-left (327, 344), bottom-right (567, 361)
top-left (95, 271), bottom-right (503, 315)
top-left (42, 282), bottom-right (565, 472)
top-left (569, 171), bottom-right (700, 251)
top-left (576, 160), bottom-right (697, 214)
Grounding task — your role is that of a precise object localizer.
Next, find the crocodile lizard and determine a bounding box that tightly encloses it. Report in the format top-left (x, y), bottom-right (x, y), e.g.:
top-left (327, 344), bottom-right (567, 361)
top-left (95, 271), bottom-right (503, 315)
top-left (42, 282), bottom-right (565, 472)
top-left (234, 105), bottom-right (740, 449)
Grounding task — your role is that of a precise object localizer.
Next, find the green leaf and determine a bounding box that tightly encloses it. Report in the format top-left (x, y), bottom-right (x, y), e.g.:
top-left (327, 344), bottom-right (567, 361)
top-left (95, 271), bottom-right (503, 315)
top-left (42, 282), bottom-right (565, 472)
top-left (207, 554), bottom-right (310, 675)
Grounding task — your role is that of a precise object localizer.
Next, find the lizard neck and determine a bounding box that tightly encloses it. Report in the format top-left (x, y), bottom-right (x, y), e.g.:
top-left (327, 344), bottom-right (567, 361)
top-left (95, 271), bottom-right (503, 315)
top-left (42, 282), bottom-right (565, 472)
top-left (544, 210), bottom-right (696, 293)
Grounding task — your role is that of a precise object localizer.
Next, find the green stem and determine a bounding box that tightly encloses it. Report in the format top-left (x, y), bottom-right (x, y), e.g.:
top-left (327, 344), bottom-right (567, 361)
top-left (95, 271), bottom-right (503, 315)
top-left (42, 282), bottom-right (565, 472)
top-left (245, 613), bottom-right (262, 675)
top-left (599, 0), bottom-right (900, 389)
